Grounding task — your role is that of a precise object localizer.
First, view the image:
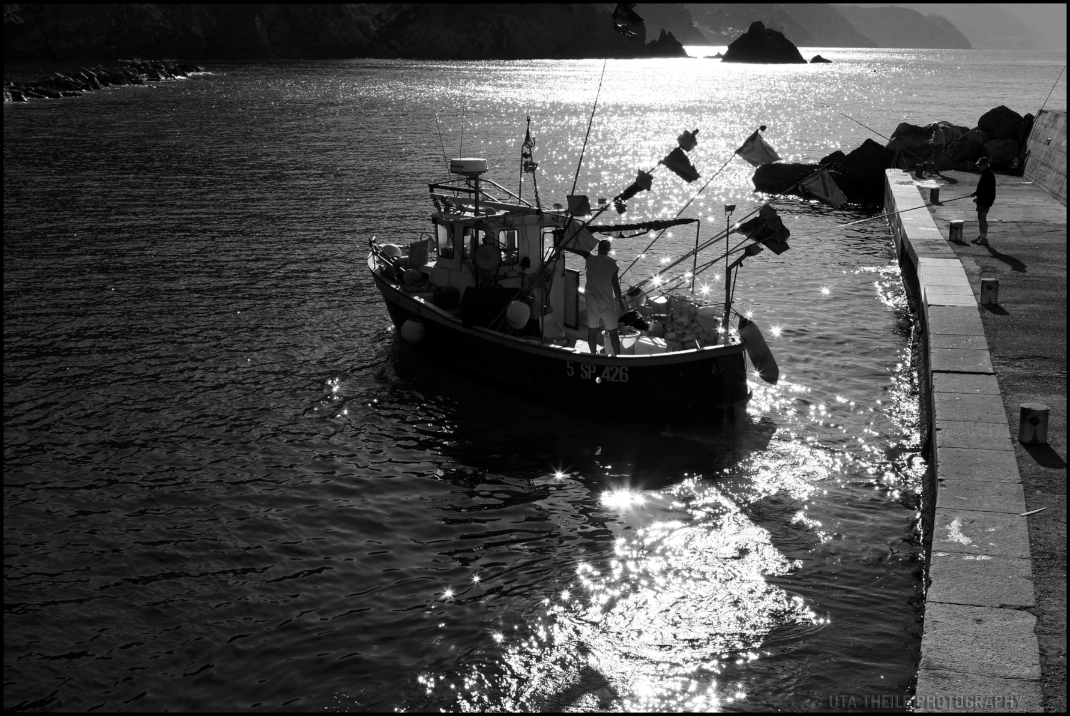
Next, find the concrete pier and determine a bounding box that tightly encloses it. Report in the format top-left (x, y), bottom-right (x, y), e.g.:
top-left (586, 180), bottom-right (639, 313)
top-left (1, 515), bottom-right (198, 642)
top-left (884, 111), bottom-right (1066, 712)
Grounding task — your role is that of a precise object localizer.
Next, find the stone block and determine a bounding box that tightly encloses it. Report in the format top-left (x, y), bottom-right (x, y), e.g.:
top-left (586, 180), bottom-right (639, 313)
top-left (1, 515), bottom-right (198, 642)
top-left (937, 479), bottom-right (1026, 513)
top-left (915, 668), bottom-right (1043, 712)
top-left (934, 392), bottom-right (1008, 423)
top-left (932, 372), bottom-right (1001, 395)
top-left (919, 603), bottom-right (1040, 680)
top-left (929, 334), bottom-right (989, 350)
top-left (926, 553), bottom-right (1035, 608)
top-left (931, 508), bottom-right (1031, 558)
top-left (936, 446), bottom-right (1021, 483)
top-left (934, 420), bottom-right (1012, 449)
top-left (924, 285), bottom-right (977, 307)
top-left (930, 348), bottom-right (995, 374)
top-left (926, 305), bottom-right (985, 336)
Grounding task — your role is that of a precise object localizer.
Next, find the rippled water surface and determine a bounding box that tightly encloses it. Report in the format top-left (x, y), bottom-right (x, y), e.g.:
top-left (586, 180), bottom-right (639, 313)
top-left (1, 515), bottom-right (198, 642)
top-left (4, 49), bottom-right (1064, 711)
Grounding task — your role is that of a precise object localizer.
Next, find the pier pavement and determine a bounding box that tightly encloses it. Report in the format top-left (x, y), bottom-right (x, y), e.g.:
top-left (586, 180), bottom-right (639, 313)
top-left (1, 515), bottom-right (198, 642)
top-left (884, 165), bottom-right (1066, 713)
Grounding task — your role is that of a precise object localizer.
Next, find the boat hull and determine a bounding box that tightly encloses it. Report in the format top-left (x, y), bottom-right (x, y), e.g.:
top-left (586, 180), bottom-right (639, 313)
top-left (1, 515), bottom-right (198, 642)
top-left (371, 271), bottom-right (751, 419)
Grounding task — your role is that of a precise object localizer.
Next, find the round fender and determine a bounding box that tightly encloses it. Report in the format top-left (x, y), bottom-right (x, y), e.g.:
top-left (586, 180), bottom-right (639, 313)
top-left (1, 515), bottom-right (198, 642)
top-left (738, 316), bottom-right (779, 384)
top-left (400, 319), bottom-right (425, 344)
top-left (506, 300), bottom-right (531, 329)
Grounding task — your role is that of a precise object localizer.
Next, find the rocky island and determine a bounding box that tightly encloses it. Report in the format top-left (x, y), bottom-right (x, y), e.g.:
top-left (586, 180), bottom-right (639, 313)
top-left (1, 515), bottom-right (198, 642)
top-left (721, 21), bottom-right (807, 64)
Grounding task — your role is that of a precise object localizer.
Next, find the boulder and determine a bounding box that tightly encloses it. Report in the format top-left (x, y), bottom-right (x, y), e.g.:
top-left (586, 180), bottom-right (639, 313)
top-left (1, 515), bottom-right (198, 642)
top-left (946, 128), bottom-right (988, 163)
top-left (722, 21), bottom-right (806, 64)
top-left (886, 122), bottom-right (933, 159)
top-left (752, 163), bottom-right (821, 194)
top-left (8, 87), bottom-right (27, 102)
top-left (838, 138), bottom-right (896, 201)
top-left (983, 138), bottom-right (1019, 169)
top-left (819, 150), bottom-right (847, 166)
top-left (810, 54), bottom-right (832, 63)
top-left (977, 105), bottom-right (1023, 141)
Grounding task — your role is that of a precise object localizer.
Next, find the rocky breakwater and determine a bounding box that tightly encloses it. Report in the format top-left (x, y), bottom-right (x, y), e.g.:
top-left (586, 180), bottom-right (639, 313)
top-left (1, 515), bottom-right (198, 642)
top-left (4, 59), bottom-right (205, 103)
top-left (721, 21), bottom-right (806, 64)
top-left (752, 139), bottom-right (895, 204)
top-left (884, 105), bottom-right (1034, 172)
top-left (750, 105), bottom-right (1036, 204)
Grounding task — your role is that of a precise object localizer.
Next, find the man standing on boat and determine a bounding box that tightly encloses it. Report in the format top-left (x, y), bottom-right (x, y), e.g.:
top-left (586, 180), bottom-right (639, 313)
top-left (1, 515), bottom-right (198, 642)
top-left (582, 239), bottom-right (624, 355)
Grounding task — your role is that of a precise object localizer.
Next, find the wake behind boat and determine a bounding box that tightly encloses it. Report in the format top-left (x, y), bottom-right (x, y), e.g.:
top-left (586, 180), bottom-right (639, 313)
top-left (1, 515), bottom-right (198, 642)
top-left (367, 124), bottom-right (792, 419)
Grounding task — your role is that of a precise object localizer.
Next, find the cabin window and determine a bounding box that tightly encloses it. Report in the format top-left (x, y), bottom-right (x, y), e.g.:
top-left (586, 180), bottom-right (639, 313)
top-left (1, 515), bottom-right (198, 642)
top-left (462, 226), bottom-right (487, 261)
top-left (436, 222), bottom-right (454, 259)
top-left (498, 229), bottom-right (519, 265)
top-left (541, 227), bottom-right (557, 262)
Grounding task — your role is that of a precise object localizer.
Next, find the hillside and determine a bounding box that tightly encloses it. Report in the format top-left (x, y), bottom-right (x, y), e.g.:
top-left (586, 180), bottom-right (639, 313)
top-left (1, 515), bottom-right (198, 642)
top-left (687, 3), bottom-right (876, 47)
top-left (834, 5), bottom-right (972, 49)
top-left (834, 3), bottom-right (1061, 51)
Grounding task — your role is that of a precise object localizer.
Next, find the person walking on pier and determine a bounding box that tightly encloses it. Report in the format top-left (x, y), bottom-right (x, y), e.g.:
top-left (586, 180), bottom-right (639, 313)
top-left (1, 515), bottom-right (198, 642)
top-left (970, 156), bottom-right (996, 246)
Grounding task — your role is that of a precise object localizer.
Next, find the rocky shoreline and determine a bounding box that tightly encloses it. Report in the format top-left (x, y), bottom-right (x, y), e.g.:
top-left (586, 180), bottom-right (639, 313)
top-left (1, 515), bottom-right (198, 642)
top-left (753, 105), bottom-right (1036, 204)
top-left (4, 59), bottom-right (205, 103)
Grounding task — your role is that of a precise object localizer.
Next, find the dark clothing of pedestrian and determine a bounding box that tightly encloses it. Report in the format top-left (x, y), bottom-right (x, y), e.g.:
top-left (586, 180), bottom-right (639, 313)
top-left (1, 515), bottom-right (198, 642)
top-left (974, 168), bottom-right (996, 207)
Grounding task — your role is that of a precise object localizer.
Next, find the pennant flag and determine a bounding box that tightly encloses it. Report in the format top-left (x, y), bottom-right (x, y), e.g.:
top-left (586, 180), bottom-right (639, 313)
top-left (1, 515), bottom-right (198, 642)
top-left (560, 224), bottom-right (600, 253)
top-left (612, 3), bottom-right (644, 37)
top-left (616, 169), bottom-right (654, 202)
top-left (661, 147), bottom-right (700, 183)
top-left (798, 169), bottom-right (848, 208)
top-left (738, 204), bottom-right (790, 254)
top-left (677, 128), bottom-right (699, 152)
top-left (735, 129), bottom-right (781, 167)
top-left (567, 194), bottom-right (592, 216)
top-left (521, 120), bottom-right (537, 173)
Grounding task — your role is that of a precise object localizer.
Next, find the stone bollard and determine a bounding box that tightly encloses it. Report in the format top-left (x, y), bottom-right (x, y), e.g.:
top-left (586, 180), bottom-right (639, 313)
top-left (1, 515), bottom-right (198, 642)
top-left (979, 278), bottom-right (999, 305)
top-left (1018, 403), bottom-right (1049, 444)
top-left (949, 219), bottom-right (963, 241)
top-left (929, 187), bottom-right (940, 204)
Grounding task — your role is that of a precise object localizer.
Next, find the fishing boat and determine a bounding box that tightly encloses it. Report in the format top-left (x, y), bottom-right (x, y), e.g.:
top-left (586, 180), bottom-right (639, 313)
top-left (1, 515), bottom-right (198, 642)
top-left (367, 128), bottom-right (789, 419)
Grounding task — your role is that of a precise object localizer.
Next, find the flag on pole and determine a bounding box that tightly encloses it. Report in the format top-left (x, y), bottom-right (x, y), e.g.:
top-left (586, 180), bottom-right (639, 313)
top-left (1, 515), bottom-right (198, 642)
top-left (798, 169), bottom-right (848, 208)
top-left (735, 129), bottom-right (781, 167)
top-left (661, 147), bottom-right (700, 183)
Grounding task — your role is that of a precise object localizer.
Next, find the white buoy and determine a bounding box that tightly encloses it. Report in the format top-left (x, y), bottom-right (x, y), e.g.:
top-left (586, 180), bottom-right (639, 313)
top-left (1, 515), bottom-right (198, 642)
top-left (506, 300), bottom-right (530, 329)
top-left (381, 244), bottom-right (402, 259)
top-left (1018, 403), bottom-right (1049, 445)
top-left (400, 319), bottom-right (425, 344)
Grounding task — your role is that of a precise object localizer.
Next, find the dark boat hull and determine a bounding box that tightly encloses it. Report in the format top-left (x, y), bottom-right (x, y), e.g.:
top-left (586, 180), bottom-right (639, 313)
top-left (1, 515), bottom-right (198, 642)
top-left (371, 271), bottom-right (751, 418)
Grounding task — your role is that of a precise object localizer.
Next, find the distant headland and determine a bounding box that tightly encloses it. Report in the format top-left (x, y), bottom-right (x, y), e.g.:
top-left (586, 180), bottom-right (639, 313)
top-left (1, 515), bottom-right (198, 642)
top-left (3, 3), bottom-right (999, 63)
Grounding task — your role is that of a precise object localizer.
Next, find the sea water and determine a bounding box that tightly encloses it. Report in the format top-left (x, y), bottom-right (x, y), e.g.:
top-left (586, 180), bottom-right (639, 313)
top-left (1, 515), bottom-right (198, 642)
top-left (4, 48), bottom-right (1064, 711)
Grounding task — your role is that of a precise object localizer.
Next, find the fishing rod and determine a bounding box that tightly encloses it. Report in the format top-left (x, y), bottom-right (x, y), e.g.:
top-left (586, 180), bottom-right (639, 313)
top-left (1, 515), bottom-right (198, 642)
top-left (786, 193), bottom-right (973, 242)
top-left (571, 59), bottom-right (609, 197)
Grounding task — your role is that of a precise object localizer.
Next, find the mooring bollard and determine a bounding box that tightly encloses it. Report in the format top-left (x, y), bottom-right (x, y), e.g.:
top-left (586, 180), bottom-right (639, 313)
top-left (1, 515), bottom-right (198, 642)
top-left (949, 219), bottom-right (963, 241)
top-left (979, 278), bottom-right (999, 305)
top-left (1018, 403), bottom-right (1049, 444)
top-left (929, 187), bottom-right (940, 204)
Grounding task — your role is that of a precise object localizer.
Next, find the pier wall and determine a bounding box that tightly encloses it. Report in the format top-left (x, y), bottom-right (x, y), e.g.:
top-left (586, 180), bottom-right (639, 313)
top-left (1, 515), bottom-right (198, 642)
top-left (884, 170), bottom-right (1043, 712)
top-left (1024, 109), bottom-right (1067, 206)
